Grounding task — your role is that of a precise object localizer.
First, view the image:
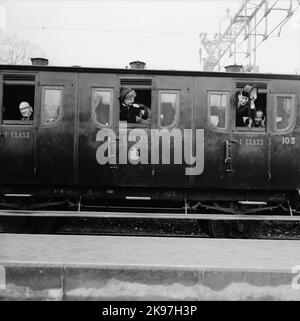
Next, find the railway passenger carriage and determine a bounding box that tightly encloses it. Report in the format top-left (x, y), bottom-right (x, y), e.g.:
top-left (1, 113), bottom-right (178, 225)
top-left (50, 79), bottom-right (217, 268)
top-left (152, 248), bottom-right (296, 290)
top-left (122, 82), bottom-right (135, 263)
top-left (0, 62), bottom-right (300, 236)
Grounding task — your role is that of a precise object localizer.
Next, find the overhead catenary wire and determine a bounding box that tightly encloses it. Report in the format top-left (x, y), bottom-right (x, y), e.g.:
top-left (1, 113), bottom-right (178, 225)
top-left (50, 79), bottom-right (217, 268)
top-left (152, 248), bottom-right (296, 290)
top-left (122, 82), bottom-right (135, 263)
top-left (232, 0), bottom-right (298, 64)
top-left (200, 0), bottom-right (300, 71)
top-left (7, 25), bottom-right (202, 36)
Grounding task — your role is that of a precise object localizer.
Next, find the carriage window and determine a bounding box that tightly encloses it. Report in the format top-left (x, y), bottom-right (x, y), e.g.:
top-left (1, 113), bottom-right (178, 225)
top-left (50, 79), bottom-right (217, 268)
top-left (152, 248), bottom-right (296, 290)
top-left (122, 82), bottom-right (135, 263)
top-left (119, 88), bottom-right (151, 128)
top-left (274, 95), bottom-right (295, 132)
top-left (41, 87), bottom-right (63, 125)
top-left (159, 91), bottom-right (179, 128)
top-left (92, 89), bottom-right (112, 127)
top-left (235, 84), bottom-right (267, 130)
top-left (208, 92), bottom-right (228, 129)
top-left (2, 84), bottom-right (35, 123)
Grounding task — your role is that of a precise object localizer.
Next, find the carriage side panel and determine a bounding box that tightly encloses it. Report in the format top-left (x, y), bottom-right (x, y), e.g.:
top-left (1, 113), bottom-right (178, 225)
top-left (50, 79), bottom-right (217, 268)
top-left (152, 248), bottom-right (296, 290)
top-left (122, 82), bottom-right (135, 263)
top-left (36, 71), bottom-right (77, 185)
top-left (269, 79), bottom-right (300, 189)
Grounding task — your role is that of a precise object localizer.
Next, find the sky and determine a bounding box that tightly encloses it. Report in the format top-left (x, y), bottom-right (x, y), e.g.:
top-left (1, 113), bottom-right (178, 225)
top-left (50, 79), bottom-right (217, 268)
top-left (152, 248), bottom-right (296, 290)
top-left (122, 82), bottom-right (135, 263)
top-left (0, 0), bottom-right (300, 73)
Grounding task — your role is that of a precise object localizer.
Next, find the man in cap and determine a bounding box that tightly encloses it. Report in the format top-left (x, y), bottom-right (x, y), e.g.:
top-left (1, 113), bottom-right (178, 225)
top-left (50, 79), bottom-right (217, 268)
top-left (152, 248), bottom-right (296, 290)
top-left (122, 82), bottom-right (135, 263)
top-left (119, 87), bottom-right (150, 123)
top-left (236, 85), bottom-right (257, 127)
top-left (19, 101), bottom-right (33, 121)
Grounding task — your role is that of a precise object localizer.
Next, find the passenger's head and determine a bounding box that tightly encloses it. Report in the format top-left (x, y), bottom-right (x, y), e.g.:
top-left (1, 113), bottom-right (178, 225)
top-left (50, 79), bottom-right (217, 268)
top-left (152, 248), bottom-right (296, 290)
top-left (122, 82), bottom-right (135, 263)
top-left (238, 93), bottom-right (249, 106)
top-left (120, 88), bottom-right (136, 105)
top-left (19, 101), bottom-right (33, 118)
top-left (238, 84), bottom-right (258, 106)
top-left (254, 110), bottom-right (264, 126)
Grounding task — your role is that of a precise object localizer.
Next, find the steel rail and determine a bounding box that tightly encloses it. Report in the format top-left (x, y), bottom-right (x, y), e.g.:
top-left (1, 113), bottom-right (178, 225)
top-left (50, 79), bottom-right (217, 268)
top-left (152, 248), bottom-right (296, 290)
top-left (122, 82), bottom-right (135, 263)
top-left (55, 231), bottom-right (299, 241)
top-left (0, 209), bottom-right (300, 221)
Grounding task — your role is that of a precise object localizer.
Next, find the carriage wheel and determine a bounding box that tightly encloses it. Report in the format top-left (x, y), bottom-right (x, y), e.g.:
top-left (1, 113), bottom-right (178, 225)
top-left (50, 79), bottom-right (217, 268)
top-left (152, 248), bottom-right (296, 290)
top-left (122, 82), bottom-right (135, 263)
top-left (31, 217), bottom-right (65, 234)
top-left (0, 217), bottom-right (34, 233)
top-left (0, 217), bottom-right (64, 234)
top-left (228, 220), bottom-right (262, 239)
top-left (201, 220), bottom-right (230, 238)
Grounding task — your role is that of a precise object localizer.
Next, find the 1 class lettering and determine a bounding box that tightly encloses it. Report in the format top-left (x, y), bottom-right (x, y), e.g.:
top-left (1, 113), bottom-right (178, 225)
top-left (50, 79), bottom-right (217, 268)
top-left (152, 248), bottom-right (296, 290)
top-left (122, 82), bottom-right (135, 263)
top-left (10, 131), bottom-right (30, 139)
top-left (239, 138), bottom-right (263, 145)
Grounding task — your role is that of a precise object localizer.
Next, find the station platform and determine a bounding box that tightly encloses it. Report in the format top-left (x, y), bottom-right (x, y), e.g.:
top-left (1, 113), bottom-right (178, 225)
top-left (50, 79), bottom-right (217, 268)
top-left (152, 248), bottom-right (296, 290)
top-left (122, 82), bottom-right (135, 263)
top-left (0, 234), bottom-right (300, 300)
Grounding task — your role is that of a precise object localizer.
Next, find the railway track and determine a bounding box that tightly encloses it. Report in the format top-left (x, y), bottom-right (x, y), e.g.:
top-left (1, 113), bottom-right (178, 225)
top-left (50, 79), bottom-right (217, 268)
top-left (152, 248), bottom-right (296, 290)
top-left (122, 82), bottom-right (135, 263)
top-left (1, 229), bottom-right (299, 240)
top-left (57, 229), bottom-right (208, 238)
top-left (55, 230), bottom-right (299, 241)
top-left (0, 207), bottom-right (300, 239)
top-left (0, 208), bottom-right (300, 220)
top-left (1, 214), bottom-right (299, 240)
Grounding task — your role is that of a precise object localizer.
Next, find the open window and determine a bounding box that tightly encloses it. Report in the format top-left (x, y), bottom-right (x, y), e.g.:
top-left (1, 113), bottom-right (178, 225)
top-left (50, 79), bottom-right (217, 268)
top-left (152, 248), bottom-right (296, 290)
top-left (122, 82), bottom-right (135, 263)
top-left (119, 78), bottom-right (152, 128)
top-left (2, 74), bottom-right (35, 124)
top-left (235, 82), bottom-right (267, 131)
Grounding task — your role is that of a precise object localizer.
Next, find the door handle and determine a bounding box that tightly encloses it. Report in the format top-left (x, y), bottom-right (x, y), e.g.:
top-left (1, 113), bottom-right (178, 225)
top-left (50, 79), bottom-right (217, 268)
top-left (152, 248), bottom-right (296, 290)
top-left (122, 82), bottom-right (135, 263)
top-left (224, 140), bottom-right (231, 164)
top-left (224, 140), bottom-right (236, 173)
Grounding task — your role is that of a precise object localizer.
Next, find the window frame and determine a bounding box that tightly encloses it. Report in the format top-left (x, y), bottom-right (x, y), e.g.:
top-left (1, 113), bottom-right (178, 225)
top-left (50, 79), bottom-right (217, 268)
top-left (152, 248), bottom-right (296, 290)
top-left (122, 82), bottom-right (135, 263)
top-left (207, 90), bottom-right (230, 132)
top-left (234, 89), bottom-right (268, 132)
top-left (91, 87), bottom-right (114, 128)
top-left (1, 79), bottom-right (36, 125)
top-left (40, 85), bottom-right (64, 127)
top-left (118, 85), bottom-right (152, 129)
top-left (158, 89), bottom-right (180, 129)
top-left (273, 93), bottom-right (296, 134)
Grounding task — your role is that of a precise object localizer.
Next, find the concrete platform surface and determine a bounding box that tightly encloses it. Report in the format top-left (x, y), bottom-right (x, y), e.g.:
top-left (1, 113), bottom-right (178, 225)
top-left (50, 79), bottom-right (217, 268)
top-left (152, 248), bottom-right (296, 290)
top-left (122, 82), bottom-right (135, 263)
top-left (0, 234), bottom-right (300, 300)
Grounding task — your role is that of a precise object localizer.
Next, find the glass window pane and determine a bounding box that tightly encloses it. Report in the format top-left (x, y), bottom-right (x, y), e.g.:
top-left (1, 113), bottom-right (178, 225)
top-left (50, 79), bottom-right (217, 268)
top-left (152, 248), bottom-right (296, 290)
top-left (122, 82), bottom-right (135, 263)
top-left (42, 88), bottom-right (62, 124)
top-left (208, 93), bottom-right (227, 129)
top-left (210, 94), bottom-right (218, 106)
top-left (210, 106), bottom-right (226, 128)
top-left (160, 93), bottom-right (178, 127)
top-left (210, 94), bottom-right (226, 107)
top-left (221, 94), bottom-right (227, 107)
top-left (92, 90), bottom-right (111, 126)
top-left (276, 97), bottom-right (292, 130)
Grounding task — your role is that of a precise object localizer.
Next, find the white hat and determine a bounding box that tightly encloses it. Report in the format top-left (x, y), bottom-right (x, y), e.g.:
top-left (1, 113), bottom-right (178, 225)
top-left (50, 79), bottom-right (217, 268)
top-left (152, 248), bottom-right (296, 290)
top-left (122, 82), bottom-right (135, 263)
top-left (19, 101), bottom-right (31, 110)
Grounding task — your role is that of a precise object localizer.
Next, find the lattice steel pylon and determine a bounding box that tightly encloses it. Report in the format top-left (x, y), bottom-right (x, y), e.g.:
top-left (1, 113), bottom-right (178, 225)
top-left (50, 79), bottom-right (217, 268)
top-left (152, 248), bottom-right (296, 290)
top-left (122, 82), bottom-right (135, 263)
top-left (199, 0), bottom-right (300, 71)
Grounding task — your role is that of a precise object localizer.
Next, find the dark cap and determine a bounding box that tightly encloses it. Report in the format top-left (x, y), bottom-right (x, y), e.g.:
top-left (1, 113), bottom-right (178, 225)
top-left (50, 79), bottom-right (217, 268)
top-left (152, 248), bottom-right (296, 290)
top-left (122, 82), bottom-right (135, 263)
top-left (241, 84), bottom-right (258, 99)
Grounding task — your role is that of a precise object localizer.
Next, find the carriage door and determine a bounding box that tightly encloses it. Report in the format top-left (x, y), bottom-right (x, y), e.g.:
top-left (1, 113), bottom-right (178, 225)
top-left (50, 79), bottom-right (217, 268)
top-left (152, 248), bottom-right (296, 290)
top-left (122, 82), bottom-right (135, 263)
top-left (269, 79), bottom-right (299, 189)
top-left (77, 73), bottom-right (117, 187)
top-left (0, 73), bottom-right (36, 184)
top-left (36, 72), bottom-right (77, 185)
top-left (152, 76), bottom-right (194, 189)
top-left (229, 81), bottom-right (269, 189)
top-left (114, 76), bottom-right (153, 188)
top-left (192, 78), bottom-right (231, 189)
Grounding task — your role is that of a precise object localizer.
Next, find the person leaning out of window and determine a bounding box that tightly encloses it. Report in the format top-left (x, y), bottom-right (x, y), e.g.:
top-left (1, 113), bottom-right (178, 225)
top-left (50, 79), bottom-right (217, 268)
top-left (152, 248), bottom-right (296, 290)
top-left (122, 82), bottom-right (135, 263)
top-left (19, 101), bottom-right (33, 121)
top-left (236, 85), bottom-right (258, 127)
top-left (119, 87), bottom-right (150, 123)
